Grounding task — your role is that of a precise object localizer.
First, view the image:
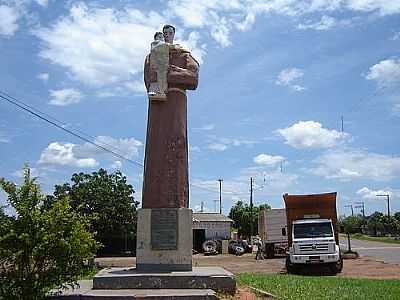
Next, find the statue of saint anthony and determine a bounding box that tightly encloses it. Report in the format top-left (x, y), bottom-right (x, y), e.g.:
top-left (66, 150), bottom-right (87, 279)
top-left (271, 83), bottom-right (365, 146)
top-left (143, 24), bottom-right (199, 209)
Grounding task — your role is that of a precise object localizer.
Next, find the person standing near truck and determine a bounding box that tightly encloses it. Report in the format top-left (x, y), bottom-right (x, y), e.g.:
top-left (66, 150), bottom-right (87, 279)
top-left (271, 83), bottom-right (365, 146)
top-left (255, 237), bottom-right (264, 260)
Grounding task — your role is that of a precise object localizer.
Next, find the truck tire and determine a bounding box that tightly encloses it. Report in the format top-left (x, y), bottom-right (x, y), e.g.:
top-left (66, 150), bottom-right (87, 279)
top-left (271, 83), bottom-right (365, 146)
top-left (330, 257), bottom-right (343, 274)
top-left (285, 256), bottom-right (296, 274)
top-left (265, 243), bottom-right (275, 259)
top-left (202, 240), bottom-right (217, 253)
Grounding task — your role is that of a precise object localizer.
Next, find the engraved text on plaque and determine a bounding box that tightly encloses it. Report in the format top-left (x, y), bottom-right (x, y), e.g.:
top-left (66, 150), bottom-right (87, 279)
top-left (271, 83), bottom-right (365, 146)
top-left (151, 209), bottom-right (178, 250)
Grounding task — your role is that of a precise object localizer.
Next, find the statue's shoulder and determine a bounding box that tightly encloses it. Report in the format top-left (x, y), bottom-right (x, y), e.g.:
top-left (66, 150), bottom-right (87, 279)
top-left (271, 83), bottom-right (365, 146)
top-left (169, 44), bottom-right (199, 66)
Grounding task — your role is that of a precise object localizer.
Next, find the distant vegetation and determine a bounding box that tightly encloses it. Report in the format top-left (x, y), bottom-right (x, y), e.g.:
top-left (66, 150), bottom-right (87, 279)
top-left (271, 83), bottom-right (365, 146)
top-left (228, 201), bottom-right (271, 238)
top-left (339, 212), bottom-right (400, 237)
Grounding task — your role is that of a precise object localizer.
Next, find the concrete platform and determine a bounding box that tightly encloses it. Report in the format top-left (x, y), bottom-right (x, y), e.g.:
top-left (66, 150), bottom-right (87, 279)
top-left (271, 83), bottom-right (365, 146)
top-left (93, 267), bottom-right (235, 293)
top-left (48, 283), bottom-right (217, 299)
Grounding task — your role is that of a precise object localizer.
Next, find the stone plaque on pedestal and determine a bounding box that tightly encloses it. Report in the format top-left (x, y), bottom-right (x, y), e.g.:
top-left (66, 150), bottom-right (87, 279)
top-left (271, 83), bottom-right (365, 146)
top-left (136, 208), bottom-right (192, 272)
top-left (151, 209), bottom-right (178, 250)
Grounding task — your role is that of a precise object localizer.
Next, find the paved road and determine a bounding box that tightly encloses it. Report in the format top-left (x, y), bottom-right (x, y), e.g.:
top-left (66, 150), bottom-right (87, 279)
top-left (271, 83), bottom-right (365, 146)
top-left (340, 236), bottom-right (400, 264)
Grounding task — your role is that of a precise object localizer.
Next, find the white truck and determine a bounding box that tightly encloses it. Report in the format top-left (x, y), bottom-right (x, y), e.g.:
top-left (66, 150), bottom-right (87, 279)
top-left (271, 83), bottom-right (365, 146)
top-left (284, 193), bottom-right (343, 274)
top-left (258, 209), bottom-right (288, 258)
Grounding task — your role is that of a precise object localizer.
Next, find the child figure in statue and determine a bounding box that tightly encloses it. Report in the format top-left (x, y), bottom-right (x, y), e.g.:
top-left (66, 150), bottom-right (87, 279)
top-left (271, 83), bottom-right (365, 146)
top-left (148, 32), bottom-right (169, 101)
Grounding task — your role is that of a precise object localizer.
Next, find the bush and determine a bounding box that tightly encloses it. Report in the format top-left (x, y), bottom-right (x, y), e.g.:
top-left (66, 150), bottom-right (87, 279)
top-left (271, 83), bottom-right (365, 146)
top-left (0, 167), bottom-right (100, 299)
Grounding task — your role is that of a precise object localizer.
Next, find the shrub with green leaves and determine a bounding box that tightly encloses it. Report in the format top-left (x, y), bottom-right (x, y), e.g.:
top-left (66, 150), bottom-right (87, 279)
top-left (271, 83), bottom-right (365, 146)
top-left (0, 167), bottom-right (100, 300)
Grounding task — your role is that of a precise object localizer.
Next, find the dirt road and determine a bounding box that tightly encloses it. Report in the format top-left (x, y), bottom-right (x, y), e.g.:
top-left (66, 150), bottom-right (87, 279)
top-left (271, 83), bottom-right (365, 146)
top-left (95, 253), bottom-right (400, 280)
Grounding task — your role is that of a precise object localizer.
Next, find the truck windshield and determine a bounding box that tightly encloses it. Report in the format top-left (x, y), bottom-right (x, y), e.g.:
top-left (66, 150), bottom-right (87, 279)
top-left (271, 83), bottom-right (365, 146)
top-left (293, 222), bottom-right (333, 239)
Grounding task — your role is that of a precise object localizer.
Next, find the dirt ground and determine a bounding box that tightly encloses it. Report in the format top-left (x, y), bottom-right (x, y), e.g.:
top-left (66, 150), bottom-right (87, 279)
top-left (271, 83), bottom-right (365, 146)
top-left (95, 253), bottom-right (400, 280)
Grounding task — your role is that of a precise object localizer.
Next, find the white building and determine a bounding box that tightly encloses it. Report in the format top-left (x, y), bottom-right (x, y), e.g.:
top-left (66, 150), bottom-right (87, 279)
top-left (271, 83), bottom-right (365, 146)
top-left (192, 213), bottom-right (233, 252)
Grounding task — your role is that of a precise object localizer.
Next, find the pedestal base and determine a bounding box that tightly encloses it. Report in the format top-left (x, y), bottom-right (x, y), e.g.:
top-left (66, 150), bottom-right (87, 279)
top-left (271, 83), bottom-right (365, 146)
top-left (136, 208), bottom-right (192, 272)
top-left (92, 267), bottom-right (236, 293)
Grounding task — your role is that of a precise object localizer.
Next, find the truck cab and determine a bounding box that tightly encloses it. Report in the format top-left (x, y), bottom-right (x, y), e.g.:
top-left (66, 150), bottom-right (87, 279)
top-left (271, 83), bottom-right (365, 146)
top-left (287, 218), bottom-right (341, 272)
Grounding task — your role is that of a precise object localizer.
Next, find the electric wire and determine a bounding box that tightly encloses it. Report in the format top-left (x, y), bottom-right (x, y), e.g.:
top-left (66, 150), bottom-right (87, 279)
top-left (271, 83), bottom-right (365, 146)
top-left (0, 90), bottom-right (134, 158)
top-left (0, 90), bottom-right (250, 198)
top-left (0, 93), bottom-right (144, 168)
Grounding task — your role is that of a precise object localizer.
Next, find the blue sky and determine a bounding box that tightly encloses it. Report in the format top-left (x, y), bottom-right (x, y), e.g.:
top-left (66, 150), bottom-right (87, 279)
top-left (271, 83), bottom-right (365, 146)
top-left (1, 0), bottom-right (399, 217)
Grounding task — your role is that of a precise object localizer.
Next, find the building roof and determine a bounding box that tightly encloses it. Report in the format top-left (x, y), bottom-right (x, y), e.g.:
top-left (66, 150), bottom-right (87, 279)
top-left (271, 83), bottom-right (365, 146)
top-left (193, 213), bottom-right (234, 223)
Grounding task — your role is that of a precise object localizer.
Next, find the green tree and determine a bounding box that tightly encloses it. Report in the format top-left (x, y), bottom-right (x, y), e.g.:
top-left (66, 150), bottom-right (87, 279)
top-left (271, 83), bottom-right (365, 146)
top-left (0, 167), bottom-right (99, 300)
top-left (228, 201), bottom-right (271, 238)
top-left (341, 215), bottom-right (364, 234)
top-left (51, 169), bottom-right (139, 254)
top-left (366, 212), bottom-right (385, 236)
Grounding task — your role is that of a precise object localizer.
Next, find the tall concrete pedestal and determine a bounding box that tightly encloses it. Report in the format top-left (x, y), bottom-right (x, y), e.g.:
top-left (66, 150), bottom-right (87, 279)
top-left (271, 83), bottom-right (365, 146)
top-left (136, 208), bottom-right (192, 272)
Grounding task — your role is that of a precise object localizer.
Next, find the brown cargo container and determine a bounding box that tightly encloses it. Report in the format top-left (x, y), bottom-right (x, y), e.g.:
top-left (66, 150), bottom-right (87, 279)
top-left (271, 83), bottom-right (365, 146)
top-left (283, 192), bottom-right (338, 246)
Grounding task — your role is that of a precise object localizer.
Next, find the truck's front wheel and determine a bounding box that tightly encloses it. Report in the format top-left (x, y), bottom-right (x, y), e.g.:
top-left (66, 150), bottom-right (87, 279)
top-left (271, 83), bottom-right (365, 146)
top-left (329, 257), bottom-right (343, 274)
top-left (285, 256), bottom-right (296, 274)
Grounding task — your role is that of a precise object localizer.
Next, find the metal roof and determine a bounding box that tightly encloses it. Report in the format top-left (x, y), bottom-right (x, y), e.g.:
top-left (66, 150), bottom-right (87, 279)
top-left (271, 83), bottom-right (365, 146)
top-left (193, 213), bottom-right (234, 223)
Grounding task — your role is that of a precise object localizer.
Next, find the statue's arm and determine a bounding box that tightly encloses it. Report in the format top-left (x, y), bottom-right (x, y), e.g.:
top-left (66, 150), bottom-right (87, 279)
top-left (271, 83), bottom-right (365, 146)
top-left (144, 54), bottom-right (157, 91)
top-left (167, 53), bottom-right (199, 90)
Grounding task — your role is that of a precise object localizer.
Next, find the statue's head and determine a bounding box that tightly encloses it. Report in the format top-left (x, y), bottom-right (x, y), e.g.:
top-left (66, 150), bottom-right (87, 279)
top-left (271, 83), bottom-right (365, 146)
top-left (154, 31), bottom-right (163, 42)
top-left (163, 24), bottom-right (175, 44)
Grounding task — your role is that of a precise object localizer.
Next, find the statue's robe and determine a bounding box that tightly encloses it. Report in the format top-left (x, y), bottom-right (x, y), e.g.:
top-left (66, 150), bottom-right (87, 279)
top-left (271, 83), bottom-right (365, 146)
top-left (143, 45), bottom-right (199, 208)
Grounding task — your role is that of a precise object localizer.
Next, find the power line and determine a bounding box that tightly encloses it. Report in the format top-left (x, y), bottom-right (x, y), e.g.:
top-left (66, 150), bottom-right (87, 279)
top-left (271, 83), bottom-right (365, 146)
top-left (1, 90), bottom-right (251, 198)
top-left (0, 90), bottom-right (137, 160)
top-left (0, 92), bottom-right (144, 168)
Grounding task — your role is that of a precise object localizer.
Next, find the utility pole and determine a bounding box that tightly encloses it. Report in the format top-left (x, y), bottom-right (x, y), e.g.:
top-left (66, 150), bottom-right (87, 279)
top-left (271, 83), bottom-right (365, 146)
top-left (341, 115), bottom-right (344, 132)
top-left (376, 194), bottom-right (390, 219)
top-left (213, 200), bottom-right (219, 213)
top-left (345, 204), bottom-right (354, 216)
top-left (354, 202), bottom-right (365, 218)
top-left (250, 177), bottom-right (254, 244)
top-left (218, 178), bottom-right (223, 214)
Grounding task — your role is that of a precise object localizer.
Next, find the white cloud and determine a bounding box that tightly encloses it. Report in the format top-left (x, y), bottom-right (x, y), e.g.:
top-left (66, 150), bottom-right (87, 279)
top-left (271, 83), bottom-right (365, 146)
top-left (194, 124), bottom-right (215, 131)
top-left (49, 88), bottom-right (82, 106)
top-left (310, 149), bottom-right (400, 181)
top-left (298, 15), bottom-right (337, 31)
top-left (276, 68), bottom-right (304, 85)
top-left (34, 3), bottom-right (203, 92)
top-left (110, 160), bottom-right (122, 169)
top-left (254, 154), bottom-right (285, 166)
top-left (37, 73), bottom-right (49, 82)
top-left (275, 68), bottom-right (306, 91)
top-left (0, 5), bottom-right (19, 37)
top-left (206, 136), bottom-right (257, 151)
top-left (38, 142), bottom-right (98, 168)
top-left (0, 131), bottom-right (9, 143)
top-left (277, 121), bottom-right (348, 149)
top-left (75, 136), bottom-right (143, 159)
top-left (356, 187), bottom-right (397, 199)
top-left (189, 145), bottom-right (201, 152)
top-left (34, 3), bottom-right (165, 89)
top-left (390, 31), bottom-right (400, 41)
top-left (393, 103), bottom-right (400, 116)
top-left (35, 0), bottom-right (48, 7)
top-left (38, 136), bottom-right (142, 168)
top-left (347, 0), bottom-right (400, 16)
top-left (167, 0), bottom-right (400, 49)
top-left (207, 143), bottom-right (228, 151)
top-left (13, 167), bottom-right (40, 178)
top-left (365, 58), bottom-right (400, 87)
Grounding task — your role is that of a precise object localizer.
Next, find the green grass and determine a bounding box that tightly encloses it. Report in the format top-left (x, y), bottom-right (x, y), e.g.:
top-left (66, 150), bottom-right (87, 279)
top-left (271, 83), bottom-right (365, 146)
top-left (238, 273), bottom-right (400, 300)
top-left (351, 234), bottom-right (400, 245)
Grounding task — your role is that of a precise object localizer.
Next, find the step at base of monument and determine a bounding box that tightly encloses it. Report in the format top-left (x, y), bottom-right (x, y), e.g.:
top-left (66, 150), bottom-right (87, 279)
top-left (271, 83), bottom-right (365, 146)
top-left (92, 267), bottom-right (235, 294)
top-left (49, 288), bottom-right (218, 300)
